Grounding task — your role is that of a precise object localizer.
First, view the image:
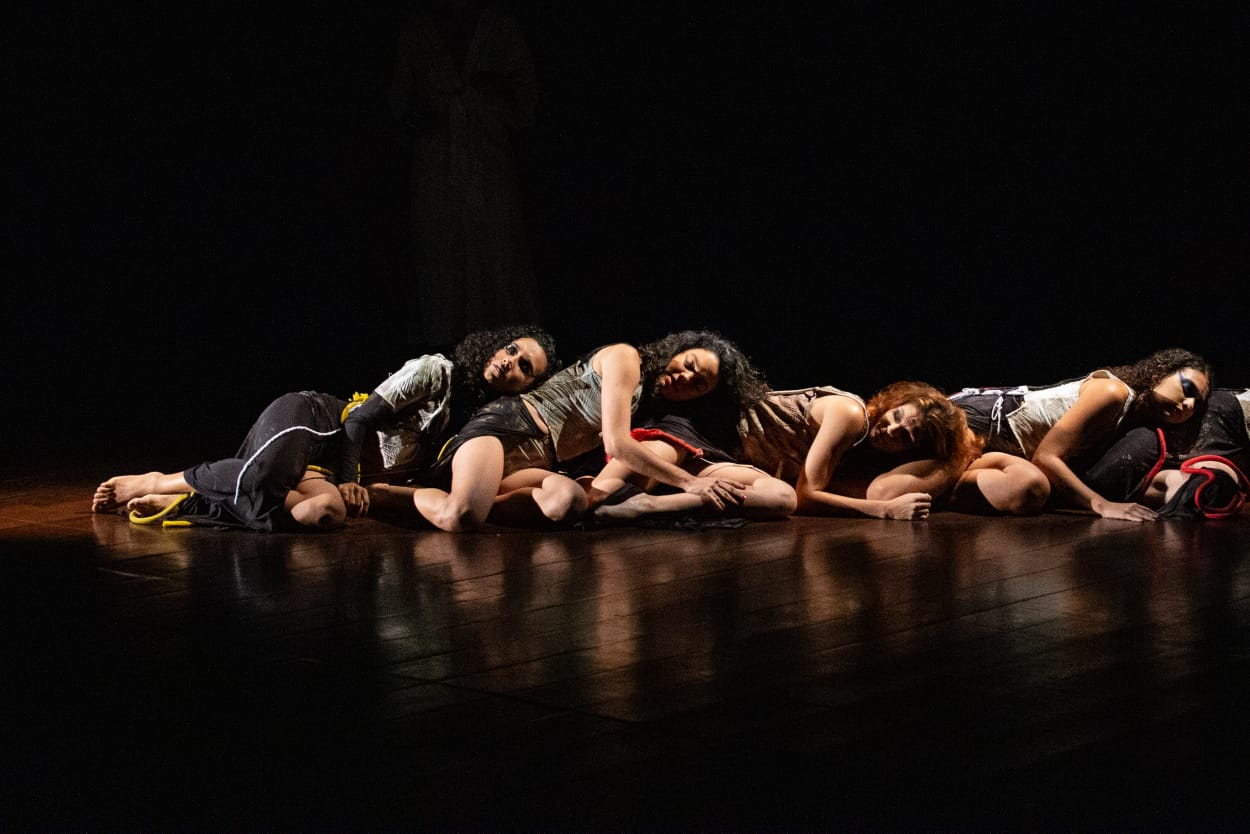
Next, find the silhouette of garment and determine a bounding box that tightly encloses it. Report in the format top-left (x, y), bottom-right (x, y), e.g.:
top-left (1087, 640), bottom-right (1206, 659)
top-left (389, 3), bottom-right (540, 347)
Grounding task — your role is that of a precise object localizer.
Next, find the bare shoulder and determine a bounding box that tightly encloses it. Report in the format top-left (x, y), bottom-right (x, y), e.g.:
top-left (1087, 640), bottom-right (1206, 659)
top-left (592, 343), bottom-right (642, 377)
top-left (1077, 375), bottom-right (1131, 408)
top-left (811, 392), bottom-right (866, 427)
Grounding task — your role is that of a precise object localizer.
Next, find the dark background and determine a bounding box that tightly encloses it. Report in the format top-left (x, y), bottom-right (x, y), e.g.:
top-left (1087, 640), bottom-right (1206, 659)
top-left (9, 2), bottom-right (1248, 467)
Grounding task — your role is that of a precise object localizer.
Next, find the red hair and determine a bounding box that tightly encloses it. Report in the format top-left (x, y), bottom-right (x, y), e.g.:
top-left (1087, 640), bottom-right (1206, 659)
top-left (865, 381), bottom-right (983, 472)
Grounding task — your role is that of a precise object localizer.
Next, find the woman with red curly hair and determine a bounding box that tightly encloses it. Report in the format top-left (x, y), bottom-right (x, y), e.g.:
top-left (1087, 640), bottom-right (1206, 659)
top-left (657, 380), bottom-right (980, 522)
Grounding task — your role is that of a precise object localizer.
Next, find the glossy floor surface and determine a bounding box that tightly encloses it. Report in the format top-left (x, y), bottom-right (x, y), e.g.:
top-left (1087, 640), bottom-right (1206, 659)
top-left (3, 459), bottom-right (1250, 832)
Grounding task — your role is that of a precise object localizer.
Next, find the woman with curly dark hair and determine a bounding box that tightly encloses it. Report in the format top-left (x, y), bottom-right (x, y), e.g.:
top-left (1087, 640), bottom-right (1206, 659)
top-left (91, 325), bottom-right (558, 531)
top-left (947, 347), bottom-right (1213, 521)
top-left (343, 324), bottom-right (559, 488)
top-left (402, 329), bottom-right (772, 531)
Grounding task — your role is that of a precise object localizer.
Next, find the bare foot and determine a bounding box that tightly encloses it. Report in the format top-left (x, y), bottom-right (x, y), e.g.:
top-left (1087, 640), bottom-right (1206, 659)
top-left (592, 493), bottom-right (661, 525)
top-left (126, 493), bottom-right (188, 518)
top-left (92, 472), bottom-right (163, 514)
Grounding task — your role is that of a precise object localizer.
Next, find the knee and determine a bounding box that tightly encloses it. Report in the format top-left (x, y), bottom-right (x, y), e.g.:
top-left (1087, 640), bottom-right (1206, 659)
top-left (291, 494), bottom-right (347, 530)
top-left (1004, 468), bottom-right (1051, 515)
top-left (536, 475), bottom-right (588, 523)
top-left (426, 495), bottom-right (488, 532)
top-left (758, 478), bottom-right (797, 516)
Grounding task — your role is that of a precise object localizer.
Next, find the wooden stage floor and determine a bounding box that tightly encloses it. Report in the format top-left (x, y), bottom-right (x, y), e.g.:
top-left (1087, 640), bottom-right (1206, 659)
top-left (3, 459), bottom-right (1249, 832)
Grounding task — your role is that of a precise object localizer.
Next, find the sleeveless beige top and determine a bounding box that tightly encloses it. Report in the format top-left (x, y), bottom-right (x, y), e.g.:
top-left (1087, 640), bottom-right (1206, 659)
top-left (738, 386), bottom-right (867, 483)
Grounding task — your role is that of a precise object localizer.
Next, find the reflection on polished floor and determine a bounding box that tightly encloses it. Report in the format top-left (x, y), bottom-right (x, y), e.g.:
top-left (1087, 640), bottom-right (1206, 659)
top-left (3, 461), bottom-right (1249, 832)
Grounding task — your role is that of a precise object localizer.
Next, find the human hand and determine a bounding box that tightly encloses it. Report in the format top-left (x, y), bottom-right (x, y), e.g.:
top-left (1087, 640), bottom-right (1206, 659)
top-left (881, 492), bottom-right (932, 521)
top-left (1093, 499), bottom-right (1157, 522)
top-left (339, 483), bottom-right (370, 518)
top-left (682, 476), bottom-right (748, 510)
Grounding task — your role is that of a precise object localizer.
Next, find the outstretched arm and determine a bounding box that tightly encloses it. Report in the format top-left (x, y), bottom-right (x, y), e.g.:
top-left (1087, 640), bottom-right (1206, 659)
top-left (1032, 377), bottom-right (1156, 521)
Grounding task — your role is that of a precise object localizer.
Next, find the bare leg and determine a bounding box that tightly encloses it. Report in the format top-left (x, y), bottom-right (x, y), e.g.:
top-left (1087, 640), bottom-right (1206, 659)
top-left (93, 471), bottom-right (192, 514)
top-left (1140, 461), bottom-right (1242, 509)
top-left (1139, 469), bottom-right (1188, 508)
top-left (412, 436), bottom-right (505, 532)
top-left (587, 438), bottom-right (688, 507)
top-left (286, 471), bottom-right (347, 530)
top-left (699, 464), bottom-right (796, 519)
top-left (365, 483), bottom-right (421, 520)
top-left (948, 452), bottom-right (1050, 515)
top-left (594, 491), bottom-right (703, 524)
top-left (593, 462), bottom-right (796, 524)
top-left (589, 456), bottom-right (649, 504)
top-left (491, 470), bottom-right (588, 528)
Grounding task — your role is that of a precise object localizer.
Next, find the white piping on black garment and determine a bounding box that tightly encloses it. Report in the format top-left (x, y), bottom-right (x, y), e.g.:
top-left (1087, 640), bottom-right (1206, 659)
top-left (234, 425), bottom-right (342, 504)
top-left (952, 386), bottom-right (1030, 440)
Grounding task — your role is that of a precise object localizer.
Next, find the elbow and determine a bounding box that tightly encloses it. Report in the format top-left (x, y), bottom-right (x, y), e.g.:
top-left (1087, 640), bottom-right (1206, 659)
top-left (601, 435), bottom-right (630, 463)
top-left (1031, 454), bottom-right (1062, 485)
top-left (794, 487), bottom-right (820, 515)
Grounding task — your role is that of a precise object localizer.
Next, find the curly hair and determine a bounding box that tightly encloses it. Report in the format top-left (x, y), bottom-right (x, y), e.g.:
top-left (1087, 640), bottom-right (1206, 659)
top-left (1108, 347), bottom-right (1213, 396)
top-left (449, 325), bottom-right (560, 428)
top-left (636, 329), bottom-right (768, 409)
top-left (865, 381), bottom-right (983, 472)
top-left (634, 329), bottom-right (769, 452)
top-left (1107, 347), bottom-right (1213, 440)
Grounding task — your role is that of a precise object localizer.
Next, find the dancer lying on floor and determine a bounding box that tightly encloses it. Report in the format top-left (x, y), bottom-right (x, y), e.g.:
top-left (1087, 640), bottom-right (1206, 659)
top-left (369, 329), bottom-right (772, 531)
top-left (91, 326), bottom-right (557, 531)
top-left (593, 381), bottom-right (980, 524)
top-left (945, 347), bottom-right (1213, 521)
top-left (579, 393), bottom-right (798, 527)
top-left (1082, 385), bottom-right (1249, 519)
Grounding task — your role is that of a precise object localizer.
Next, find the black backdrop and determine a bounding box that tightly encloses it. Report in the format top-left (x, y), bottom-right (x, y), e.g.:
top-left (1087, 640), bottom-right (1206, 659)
top-left (10, 2), bottom-right (1248, 466)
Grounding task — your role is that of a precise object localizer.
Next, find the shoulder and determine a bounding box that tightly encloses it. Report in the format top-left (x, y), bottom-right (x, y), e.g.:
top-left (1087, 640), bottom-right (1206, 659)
top-left (812, 391), bottom-right (866, 421)
top-left (592, 343), bottom-right (641, 371)
top-left (377, 353), bottom-right (453, 393)
top-left (1077, 371), bottom-right (1131, 405)
top-left (811, 392), bottom-right (868, 436)
top-left (393, 353), bottom-right (453, 377)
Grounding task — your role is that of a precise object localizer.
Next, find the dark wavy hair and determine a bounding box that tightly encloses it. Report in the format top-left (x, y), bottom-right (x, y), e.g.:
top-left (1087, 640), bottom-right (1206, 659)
top-left (865, 380), bottom-right (984, 473)
top-left (449, 325), bottom-right (560, 428)
top-left (1108, 347), bottom-right (1213, 397)
top-left (1108, 347), bottom-right (1213, 440)
top-left (633, 329), bottom-right (769, 452)
top-left (637, 329), bottom-right (768, 408)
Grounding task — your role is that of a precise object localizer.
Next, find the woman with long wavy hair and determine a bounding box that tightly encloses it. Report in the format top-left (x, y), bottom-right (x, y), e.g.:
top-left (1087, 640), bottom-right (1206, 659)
top-left (947, 347), bottom-right (1213, 521)
top-left (398, 329), bottom-right (774, 531)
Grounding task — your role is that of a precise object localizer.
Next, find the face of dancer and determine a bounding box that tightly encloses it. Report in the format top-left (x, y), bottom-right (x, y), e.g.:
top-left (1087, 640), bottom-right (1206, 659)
top-left (868, 402), bottom-right (923, 453)
top-left (655, 348), bottom-right (720, 402)
top-left (1148, 366), bottom-right (1210, 425)
top-left (483, 338), bottom-right (548, 395)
